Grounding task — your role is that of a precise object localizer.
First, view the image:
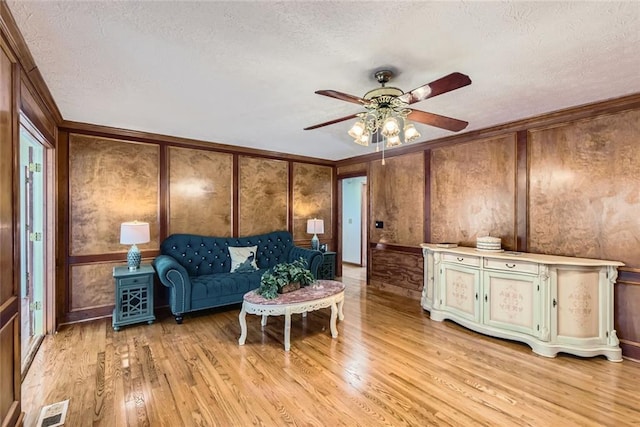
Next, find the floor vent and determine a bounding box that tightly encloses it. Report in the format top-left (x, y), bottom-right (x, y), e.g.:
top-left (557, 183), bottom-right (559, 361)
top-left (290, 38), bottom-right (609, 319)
top-left (35, 399), bottom-right (69, 427)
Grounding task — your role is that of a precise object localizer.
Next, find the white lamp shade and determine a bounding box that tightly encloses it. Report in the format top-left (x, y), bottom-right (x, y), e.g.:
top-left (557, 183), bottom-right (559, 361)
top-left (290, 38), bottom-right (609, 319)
top-left (120, 221), bottom-right (150, 245)
top-left (306, 218), bottom-right (324, 235)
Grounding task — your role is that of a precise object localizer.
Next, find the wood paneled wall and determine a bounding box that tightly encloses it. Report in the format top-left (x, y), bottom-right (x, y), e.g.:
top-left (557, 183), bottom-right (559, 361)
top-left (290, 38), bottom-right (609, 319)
top-left (338, 97), bottom-right (640, 359)
top-left (60, 131), bottom-right (334, 324)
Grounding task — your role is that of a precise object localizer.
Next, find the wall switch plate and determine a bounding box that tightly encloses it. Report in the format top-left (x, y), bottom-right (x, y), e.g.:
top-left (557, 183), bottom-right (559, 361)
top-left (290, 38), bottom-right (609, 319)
top-left (375, 221), bottom-right (384, 229)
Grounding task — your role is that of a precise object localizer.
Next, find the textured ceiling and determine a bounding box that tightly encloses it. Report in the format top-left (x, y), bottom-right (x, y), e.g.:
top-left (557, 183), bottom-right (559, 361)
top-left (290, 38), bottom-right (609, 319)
top-left (7, 1), bottom-right (640, 161)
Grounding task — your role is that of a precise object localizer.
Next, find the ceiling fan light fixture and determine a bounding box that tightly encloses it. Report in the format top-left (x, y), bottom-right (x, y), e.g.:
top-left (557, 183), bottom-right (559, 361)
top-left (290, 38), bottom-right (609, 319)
top-left (347, 120), bottom-right (365, 139)
top-left (381, 116), bottom-right (400, 137)
top-left (403, 123), bottom-right (420, 142)
top-left (354, 130), bottom-right (370, 146)
top-left (386, 135), bottom-right (401, 148)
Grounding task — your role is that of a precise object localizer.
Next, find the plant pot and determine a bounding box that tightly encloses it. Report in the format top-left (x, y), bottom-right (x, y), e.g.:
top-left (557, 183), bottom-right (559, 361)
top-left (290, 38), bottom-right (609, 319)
top-left (278, 282), bottom-right (300, 294)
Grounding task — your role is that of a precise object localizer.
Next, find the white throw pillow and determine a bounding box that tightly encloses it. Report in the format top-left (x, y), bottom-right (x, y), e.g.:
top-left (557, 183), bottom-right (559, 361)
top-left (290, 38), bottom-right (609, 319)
top-left (228, 246), bottom-right (259, 273)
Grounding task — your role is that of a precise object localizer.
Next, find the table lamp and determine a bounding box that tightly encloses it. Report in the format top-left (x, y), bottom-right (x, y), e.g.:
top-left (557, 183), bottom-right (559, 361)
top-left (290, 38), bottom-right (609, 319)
top-left (120, 221), bottom-right (150, 270)
top-left (306, 218), bottom-right (324, 251)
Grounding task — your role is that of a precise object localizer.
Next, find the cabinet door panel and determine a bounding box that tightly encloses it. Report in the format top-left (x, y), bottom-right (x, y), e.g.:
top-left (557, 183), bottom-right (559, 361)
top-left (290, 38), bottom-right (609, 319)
top-left (441, 264), bottom-right (480, 322)
top-left (554, 268), bottom-right (603, 344)
top-left (484, 272), bottom-right (539, 337)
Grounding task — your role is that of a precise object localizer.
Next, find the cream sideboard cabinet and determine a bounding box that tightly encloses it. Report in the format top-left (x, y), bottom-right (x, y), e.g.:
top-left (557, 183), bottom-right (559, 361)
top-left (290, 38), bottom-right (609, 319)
top-left (421, 244), bottom-right (623, 362)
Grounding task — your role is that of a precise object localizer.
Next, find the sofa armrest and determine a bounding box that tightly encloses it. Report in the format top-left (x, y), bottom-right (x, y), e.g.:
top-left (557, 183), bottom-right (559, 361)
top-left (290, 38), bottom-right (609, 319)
top-left (288, 246), bottom-right (324, 279)
top-left (152, 255), bottom-right (192, 315)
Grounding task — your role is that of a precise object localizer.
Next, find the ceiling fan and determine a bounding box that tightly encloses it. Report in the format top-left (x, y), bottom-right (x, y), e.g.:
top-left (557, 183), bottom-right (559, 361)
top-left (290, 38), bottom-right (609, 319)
top-left (304, 69), bottom-right (472, 148)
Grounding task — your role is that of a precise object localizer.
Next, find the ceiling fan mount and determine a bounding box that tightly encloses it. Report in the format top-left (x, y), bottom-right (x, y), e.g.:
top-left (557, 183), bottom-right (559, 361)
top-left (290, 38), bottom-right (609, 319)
top-left (364, 70), bottom-right (404, 101)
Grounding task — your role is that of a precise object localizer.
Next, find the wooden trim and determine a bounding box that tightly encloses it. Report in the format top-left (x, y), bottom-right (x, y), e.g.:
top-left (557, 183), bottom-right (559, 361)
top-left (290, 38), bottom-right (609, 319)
top-left (61, 305), bottom-right (113, 325)
top-left (57, 131), bottom-right (70, 324)
top-left (68, 251), bottom-right (160, 265)
top-left (516, 130), bottom-right (528, 252)
top-left (423, 149), bottom-right (431, 243)
top-left (288, 160), bottom-right (293, 235)
top-left (20, 76), bottom-right (56, 144)
top-left (232, 154), bottom-right (239, 236)
top-left (0, 2), bottom-right (62, 124)
top-left (369, 242), bottom-right (423, 254)
top-left (618, 269), bottom-right (640, 285)
top-left (620, 341), bottom-right (640, 362)
top-left (0, 297), bottom-right (18, 330)
top-left (159, 144), bottom-right (168, 240)
top-left (336, 170), bottom-right (368, 180)
top-left (336, 93), bottom-right (640, 167)
top-left (61, 121), bottom-right (335, 166)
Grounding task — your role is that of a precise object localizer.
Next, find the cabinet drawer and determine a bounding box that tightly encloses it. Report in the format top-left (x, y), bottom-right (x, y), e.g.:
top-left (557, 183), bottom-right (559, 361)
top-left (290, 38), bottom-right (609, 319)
top-left (483, 258), bottom-right (538, 274)
top-left (119, 276), bottom-right (151, 287)
top-left (442, 253), bottom-right (480, 267)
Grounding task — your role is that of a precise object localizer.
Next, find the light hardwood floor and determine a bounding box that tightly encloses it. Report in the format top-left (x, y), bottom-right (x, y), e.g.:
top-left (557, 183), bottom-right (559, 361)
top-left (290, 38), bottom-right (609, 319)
top-left (22, 265), bottom-right (640, 426)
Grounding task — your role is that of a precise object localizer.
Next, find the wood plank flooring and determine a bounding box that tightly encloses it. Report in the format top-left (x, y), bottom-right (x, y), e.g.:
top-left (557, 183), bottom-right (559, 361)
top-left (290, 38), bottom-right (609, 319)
top-left (21, 266), bottom-right (640, 426)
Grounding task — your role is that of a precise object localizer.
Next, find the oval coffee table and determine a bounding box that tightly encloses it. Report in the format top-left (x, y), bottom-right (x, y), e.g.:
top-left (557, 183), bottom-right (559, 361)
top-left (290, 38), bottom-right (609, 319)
top-left (238, 280), bottom-right (345, 351)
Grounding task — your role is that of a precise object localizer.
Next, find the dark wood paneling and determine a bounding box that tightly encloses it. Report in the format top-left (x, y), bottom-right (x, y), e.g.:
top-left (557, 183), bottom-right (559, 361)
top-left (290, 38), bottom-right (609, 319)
top-left (615, 270), bottom-right (640, 361)
top-left (431, 134), bottom-right (517, 248)
top-left (369, 246), bottom-right (423, 299)
top-left (423, 150), bottom-right (431, 243)
top-left (516, 130), bottom-right (528, 252)
top-left (336, 162), bottom-right (368, 176)
top-left (292, 163), bottom-right (333, 242)
top-left (20, 77), bottom-right (56, 144)
top-left (0, 32), bottom-right (21, 427)
top-left (57, 130), bottom-right (70, 324)
top-left (528, 109), bottom-right (640, 267)
top-left (370, 152), bottom-right (424, 246)
top-left (167, 146), bottom-right (232, 237)
top-left (238, 156), bottom-right (288, 236)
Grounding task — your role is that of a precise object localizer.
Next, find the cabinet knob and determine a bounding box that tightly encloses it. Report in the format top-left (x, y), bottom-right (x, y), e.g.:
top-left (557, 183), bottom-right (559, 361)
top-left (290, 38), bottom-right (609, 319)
top-left (552, 298), bottom-right (557, 308)
top-left (505, 263), bottom-right (516, 268)
top-left (484, 294), bottom-right (488, 302)
top-left (475, 292), bottom-right (478, 300)
top-left (456, 257), bottom-right (464, 262)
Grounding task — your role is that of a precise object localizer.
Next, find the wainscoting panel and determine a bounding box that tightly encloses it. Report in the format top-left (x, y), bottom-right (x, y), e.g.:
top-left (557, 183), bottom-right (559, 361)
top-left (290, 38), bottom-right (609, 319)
top-left (292, 162), bottom-right (333, 242)
top-left (69, 134), bottom-right (160, 256)
top-left (528, 110), bottom-right (640, 268)
top-left (430, 135), bottom-right (517, 249)
top-left (238, 156), bottom-right (288, 236)
top-left (369, 245), bottom-right (423, 299)
top-left (168, 146), bottom-right (232, 237)
top-left (70, 262), bottom-right (118, 311)
top-left (370, 152), bottom-right (424, 246)
top-left (615, 271), bottom-right (640, 361)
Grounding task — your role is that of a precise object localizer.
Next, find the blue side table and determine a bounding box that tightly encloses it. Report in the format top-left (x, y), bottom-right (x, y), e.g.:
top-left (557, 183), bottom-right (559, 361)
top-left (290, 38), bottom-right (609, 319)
top-left (112, 264), bottom-right (155, 331)
top-left (318, 251), bottom-right (336, 280)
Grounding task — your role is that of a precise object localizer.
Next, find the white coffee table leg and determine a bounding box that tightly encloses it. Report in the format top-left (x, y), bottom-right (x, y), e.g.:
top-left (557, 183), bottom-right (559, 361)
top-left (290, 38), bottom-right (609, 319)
top-left (261, 315), bottom-right (268, 328)
top-left (238, 305), bottom-right (247, 345)
top-left (330, 301), bottom-right (339, 338)
top-left (284, 308), bottom-right (292, 351)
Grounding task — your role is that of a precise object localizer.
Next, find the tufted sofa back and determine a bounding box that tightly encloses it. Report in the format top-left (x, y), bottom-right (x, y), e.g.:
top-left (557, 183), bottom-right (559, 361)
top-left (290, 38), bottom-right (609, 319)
top-left (159, 231), bottom-right (295, 276)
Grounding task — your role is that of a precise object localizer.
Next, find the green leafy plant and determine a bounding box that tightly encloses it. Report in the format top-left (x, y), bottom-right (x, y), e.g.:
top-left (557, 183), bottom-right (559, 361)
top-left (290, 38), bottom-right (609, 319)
top-left (257, 258), bottom-right (315, 299)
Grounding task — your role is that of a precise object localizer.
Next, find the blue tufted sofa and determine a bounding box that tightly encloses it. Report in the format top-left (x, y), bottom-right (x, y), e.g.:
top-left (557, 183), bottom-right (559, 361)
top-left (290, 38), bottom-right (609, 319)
top-left (152, 230), bottom-right (323, 323)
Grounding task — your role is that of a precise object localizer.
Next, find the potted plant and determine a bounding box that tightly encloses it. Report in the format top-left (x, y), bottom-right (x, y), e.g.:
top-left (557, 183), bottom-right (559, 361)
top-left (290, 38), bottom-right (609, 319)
top-left (257, 258), bottom-right (315, 299)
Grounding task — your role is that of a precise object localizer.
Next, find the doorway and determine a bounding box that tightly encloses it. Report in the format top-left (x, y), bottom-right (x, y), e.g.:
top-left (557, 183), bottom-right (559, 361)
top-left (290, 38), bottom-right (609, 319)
top-left (341, 176), bottom-right (367, 281)
top-left (19, 122), bottom-right (47, 375)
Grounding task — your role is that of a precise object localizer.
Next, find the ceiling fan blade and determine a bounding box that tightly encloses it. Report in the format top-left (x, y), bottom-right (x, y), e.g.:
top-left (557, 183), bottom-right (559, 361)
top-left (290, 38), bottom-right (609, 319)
top-left (400, 72), bottom-right (472, 104)
top-left (408, 109), bottom-right (469, 132)
top-left (315, 90), bottom-right (368, 105)
top-left (304, 113), bottom-right (360, 130)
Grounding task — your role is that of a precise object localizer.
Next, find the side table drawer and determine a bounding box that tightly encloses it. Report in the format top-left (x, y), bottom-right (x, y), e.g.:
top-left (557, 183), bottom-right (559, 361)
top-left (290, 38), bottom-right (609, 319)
top-left (120, 275), bottom-right (151, 287)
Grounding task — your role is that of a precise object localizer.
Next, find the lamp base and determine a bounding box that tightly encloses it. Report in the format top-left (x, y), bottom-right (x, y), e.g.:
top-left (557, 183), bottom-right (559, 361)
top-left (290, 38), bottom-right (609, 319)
top-left (127, 244), bottom-right (142, 271)
top-left (311, 234), bottom-right (320, 251)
